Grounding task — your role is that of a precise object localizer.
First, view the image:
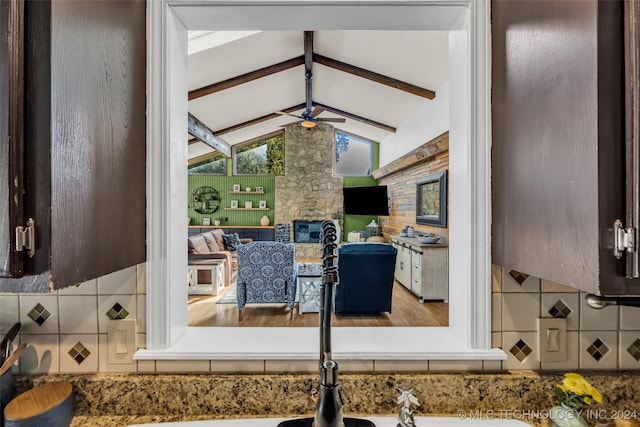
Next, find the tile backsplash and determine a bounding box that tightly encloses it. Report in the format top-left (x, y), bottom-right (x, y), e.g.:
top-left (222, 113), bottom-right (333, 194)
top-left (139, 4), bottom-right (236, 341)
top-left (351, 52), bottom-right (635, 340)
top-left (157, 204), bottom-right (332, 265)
top-left (1, 263), bottom-right (638, 373)
top-left (0, 264), bottom-right (146, 374)
top-left (493, 266), bottom-right (640, 371)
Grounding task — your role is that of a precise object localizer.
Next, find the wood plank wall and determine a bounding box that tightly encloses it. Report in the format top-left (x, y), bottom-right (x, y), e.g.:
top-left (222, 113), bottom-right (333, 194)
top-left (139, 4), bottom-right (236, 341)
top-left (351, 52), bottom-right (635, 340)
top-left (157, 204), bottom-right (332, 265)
top-left (376, 134), bottom-right (449, 241)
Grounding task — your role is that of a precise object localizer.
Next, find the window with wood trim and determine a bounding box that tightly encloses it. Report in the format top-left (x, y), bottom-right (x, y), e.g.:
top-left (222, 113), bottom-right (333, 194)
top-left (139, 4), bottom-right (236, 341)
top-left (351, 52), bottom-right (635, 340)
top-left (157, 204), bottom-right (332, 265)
top-left (233, 131), bottom-right (285, 175)
top-left (334, 131), bottom-right (374, 177)
top-left (188, 152), bottom-right (227, 175)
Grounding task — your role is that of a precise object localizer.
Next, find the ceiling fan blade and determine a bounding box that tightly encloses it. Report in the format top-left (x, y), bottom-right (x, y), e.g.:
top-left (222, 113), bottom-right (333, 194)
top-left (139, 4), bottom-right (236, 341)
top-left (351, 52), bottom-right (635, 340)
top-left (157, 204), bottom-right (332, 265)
top-left (276, 111), bottom-right (303, 119)
top-left (309, 106), bottom-right (324, 118)
top-left (279, 121), bottom-right (300, 127)
top-left (318, 117), bottom-right (346, 123)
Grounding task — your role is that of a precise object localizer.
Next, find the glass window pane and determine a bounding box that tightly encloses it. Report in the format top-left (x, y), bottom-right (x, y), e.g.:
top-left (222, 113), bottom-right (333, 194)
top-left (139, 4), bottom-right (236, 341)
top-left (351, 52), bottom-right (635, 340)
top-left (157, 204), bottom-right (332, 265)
top-left (335, 131), bottom-right (373, 176)
top-left (188, 154), bottom-right (227, 175)
top-left (234, 132), bottom-right (284, 175)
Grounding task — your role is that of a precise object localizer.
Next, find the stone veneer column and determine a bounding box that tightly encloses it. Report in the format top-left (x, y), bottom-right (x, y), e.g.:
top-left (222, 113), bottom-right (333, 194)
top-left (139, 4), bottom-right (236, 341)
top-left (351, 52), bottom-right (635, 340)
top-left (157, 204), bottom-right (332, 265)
top-left (275, 123), bottom-right (343, 259)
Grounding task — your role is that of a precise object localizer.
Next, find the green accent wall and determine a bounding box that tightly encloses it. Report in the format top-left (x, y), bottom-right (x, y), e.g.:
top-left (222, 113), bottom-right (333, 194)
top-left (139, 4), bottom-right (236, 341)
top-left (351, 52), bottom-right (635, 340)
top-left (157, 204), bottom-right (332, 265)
top-left (188, 175), bottom-right (275, 226)
top-left (188, 141), bottom-right (382, 235)
top-left (341, 143), bottom-right (381, 239)
top-left (342, 177), bottom-right (380, 238)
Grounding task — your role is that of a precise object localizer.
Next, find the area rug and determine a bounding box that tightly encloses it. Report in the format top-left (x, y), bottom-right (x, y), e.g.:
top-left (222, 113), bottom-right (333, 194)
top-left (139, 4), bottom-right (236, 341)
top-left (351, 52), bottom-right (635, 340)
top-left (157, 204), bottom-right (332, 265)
top-left (188, 284), bottom-right (213, 295)
top-left (216, 283), bottom-right (237, 304)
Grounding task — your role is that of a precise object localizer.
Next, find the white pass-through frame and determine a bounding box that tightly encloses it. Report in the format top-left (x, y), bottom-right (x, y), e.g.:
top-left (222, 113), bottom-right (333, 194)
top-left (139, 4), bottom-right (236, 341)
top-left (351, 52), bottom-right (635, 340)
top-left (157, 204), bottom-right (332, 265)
top-left (138, 0), bottom-right (503, 361)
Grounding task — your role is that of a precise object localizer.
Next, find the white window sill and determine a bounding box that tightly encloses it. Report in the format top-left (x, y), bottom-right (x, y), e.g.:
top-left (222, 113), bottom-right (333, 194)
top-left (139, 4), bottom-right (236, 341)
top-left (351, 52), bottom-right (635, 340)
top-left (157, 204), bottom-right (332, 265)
top-left (135, 327), bottom-right (506, 360)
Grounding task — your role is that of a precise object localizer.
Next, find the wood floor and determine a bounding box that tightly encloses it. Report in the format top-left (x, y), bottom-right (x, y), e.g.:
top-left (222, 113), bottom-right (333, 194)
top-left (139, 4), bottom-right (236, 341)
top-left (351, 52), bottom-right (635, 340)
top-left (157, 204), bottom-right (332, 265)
top-left (187, 280), bottom-right (448, 327)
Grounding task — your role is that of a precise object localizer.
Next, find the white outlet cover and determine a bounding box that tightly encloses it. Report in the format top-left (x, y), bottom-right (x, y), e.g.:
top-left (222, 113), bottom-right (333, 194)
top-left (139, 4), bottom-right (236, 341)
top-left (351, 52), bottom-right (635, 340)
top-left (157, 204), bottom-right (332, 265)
top-left (538, 318), bottom-right (567, 362)
top-left (107, 319), bottom-right (137, 364)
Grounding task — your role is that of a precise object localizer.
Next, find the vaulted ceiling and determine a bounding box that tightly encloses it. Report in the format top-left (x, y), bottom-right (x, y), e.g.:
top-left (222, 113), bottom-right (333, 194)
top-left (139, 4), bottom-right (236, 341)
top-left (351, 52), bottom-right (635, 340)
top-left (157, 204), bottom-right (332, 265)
top-left (187, 30), bottom-right (449, 160)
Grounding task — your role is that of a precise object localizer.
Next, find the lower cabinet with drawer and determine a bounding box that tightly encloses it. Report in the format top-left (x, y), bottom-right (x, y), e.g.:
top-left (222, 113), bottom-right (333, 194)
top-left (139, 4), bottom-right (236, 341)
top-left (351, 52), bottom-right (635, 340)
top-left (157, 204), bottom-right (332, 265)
top-left (391, 236), bottom-right (448, 303)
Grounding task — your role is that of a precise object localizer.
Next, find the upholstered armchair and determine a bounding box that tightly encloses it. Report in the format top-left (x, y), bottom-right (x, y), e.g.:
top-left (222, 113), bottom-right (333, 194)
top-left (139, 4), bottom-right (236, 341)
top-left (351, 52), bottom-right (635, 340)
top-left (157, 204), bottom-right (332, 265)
top-left (236, 241), bottom-right (297, 320)
top-left (334, 242), bottom-right (397, 314)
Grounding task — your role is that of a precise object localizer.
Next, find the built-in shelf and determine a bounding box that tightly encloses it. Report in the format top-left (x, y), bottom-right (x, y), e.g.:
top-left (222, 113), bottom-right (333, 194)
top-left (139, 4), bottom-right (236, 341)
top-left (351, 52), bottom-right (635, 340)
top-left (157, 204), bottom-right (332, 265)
top-left (229, 191), bottom-right (265, 195)
top-left (224, 208), bottom-right (270, 211)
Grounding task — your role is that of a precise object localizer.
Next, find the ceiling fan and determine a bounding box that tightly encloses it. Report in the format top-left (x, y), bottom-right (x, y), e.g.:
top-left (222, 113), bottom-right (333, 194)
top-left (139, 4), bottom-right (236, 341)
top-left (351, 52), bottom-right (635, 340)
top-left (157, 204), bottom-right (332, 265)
top-left (277, 66), bottom-right (346, 129)
top-left (277, 104), bottom-right (345, 129)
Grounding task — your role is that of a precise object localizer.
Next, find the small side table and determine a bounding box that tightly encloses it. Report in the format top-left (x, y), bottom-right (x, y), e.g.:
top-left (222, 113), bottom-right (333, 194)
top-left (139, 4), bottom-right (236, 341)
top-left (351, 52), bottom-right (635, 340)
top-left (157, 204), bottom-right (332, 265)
top-left (188, 259), bottom-right (225, 296)
top-left (297, 262), bottom-right (323, 313)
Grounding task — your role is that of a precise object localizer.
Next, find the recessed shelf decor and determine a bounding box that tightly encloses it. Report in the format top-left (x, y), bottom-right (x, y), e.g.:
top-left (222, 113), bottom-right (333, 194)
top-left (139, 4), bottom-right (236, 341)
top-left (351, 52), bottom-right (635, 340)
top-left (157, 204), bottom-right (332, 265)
top-left (191, 186), bottom-right (221, 214)
top-left (229, 191), bottom-right (265, 195)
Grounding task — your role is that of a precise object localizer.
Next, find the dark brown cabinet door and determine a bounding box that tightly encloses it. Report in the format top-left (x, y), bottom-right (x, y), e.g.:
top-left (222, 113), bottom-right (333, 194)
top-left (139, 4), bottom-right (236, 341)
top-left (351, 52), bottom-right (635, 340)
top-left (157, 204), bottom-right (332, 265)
top-left (1, 0), bottom-right (28, 279)
top-left (2, 0), bottom-right (146, 290)
top-left (492, 0), bottom-right (639, 295)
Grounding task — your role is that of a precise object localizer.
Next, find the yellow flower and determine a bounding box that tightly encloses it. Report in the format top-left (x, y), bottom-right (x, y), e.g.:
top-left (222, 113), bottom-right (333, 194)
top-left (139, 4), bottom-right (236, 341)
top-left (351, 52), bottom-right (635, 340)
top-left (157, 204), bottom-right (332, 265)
top-left (563, 374), bottom-right (591, 394)
top-left (555, 373), bottom-right (603, 407)
top-left (590, 387), bottom-right (603, 404)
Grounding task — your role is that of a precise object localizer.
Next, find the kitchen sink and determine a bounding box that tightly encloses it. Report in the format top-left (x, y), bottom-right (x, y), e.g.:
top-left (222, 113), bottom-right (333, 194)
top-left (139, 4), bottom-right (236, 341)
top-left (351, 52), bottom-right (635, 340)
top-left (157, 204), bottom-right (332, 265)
top-left (128, 416), bottom-right (531, 427)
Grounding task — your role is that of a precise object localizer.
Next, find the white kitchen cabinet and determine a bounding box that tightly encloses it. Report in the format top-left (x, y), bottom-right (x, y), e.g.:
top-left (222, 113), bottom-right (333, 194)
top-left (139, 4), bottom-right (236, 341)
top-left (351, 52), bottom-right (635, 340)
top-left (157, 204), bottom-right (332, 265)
top-left (392, 236), bottom-right (448, 303)
top-left (392, 240), bottom-right (412, 287)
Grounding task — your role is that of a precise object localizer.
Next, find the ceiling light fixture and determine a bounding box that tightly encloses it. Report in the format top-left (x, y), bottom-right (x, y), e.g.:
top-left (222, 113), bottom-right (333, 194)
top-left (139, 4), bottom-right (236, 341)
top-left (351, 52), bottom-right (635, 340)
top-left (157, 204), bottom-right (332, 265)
top-left (301, 120), bottom-right (316, 128)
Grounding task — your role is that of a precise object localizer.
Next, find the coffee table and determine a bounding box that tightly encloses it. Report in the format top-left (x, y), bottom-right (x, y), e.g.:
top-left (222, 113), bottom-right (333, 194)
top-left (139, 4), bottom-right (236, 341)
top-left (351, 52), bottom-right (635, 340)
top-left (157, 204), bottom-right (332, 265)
top-left (187, 259), bottom-right (225, 296)
top-left (296, 262), bottom-right (323, 313)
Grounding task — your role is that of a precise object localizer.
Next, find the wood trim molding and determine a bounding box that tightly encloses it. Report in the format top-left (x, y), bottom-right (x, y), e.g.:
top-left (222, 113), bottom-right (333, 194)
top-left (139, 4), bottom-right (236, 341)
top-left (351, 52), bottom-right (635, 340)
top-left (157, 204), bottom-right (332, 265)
top-left (372, 131), bottom-right (448, 180)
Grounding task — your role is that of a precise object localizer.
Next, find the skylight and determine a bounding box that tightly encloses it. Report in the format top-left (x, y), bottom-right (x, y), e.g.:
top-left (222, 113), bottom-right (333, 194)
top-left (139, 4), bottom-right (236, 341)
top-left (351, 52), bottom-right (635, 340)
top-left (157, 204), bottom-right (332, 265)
top-left (188, 31), bottom-right (262, 55)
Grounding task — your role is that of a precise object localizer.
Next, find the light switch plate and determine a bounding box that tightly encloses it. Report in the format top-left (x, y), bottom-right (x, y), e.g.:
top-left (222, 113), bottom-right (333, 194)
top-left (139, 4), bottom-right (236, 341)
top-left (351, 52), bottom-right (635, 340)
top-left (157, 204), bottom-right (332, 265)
top-left (107, 319), bottom-right (136, 364)
top-left (538, 318), bottom-right (567, 362)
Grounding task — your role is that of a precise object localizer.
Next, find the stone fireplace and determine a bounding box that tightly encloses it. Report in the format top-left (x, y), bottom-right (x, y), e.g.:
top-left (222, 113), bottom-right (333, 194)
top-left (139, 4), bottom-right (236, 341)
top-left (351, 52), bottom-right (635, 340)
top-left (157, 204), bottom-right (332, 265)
top-left (293, 220), bottom-right (323, 243)
top-left (275, 122), bottom-right (343, 258)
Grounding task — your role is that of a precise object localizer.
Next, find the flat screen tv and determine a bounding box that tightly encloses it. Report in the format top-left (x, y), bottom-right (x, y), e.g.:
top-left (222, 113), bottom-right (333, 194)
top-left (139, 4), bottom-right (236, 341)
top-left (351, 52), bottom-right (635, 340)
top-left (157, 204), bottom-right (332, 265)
top-left (343, 186), bottom-right (389, 216)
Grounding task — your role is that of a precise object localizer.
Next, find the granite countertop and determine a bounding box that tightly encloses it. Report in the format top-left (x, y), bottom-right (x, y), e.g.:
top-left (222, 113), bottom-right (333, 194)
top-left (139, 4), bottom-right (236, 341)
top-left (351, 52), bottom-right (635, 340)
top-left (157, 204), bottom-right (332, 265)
top-left (9, 372), bottom-right (639, 427)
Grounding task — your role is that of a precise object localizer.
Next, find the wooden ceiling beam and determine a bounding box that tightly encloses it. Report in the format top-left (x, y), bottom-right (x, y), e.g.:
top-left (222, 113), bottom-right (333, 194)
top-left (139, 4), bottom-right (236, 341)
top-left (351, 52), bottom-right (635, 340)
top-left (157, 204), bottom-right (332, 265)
top-left (188, 56), bottom-right (305, 101)
top-left (312, 102), bottom-right (396, 133)
top-left (214, 103), bottom-right (306, 135)
top-left (304, 31), bottom-right (314, 113)
top-left (188, 112), bottom-right (231, 156)
top-left (313, 53), bottom-right (436, 100)
top-left (304, 31), bottom-right (313, 74)
top-left (208, 102), bottom-right (396, 137)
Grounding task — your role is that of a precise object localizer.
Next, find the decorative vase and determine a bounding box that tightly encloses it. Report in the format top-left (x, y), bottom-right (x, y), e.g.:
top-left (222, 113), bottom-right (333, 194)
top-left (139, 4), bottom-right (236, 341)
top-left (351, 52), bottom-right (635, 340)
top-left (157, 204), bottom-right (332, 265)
top-left (549, 404), bottom-right (589, 427)
top-left (332, 219), bottom-right (341, 242)
top-left (260, 215), bottom-right (270, 226)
